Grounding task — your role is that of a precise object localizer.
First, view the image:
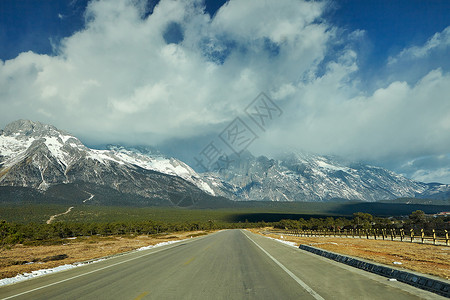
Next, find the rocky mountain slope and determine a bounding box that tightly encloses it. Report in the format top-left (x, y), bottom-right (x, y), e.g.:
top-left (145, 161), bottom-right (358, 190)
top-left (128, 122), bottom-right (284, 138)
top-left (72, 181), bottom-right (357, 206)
top-left (202, 151), bottom-right (450, 202)
top-left (1, 120), bottom-right (448, 204)
top-left (0, 120), bottom-right (215, 206)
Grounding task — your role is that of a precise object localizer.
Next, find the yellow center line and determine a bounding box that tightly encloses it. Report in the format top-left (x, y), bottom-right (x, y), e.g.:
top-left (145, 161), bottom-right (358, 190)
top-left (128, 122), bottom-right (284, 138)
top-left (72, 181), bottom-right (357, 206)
top-left (134, 291), bottom-right (149, 300)
top-left (184, 257), bottom-right (195, 265)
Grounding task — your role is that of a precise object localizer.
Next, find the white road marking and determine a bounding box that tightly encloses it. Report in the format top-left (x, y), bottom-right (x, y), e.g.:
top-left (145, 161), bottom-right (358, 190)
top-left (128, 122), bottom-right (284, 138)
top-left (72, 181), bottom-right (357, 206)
top-left (1, 239), bottom-right (195, 300)
top-left (243, 231), bottom-right (325, 300)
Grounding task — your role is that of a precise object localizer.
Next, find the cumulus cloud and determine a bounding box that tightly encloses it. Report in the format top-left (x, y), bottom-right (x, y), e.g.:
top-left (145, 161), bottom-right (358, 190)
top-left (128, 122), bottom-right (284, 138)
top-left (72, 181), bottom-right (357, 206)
top-left (253, 26), bottom-right (450, 176)
top-left (0, 0), bottom-right (331, 145)
top-left (0, 0), bottom-right (449, 182)
top-left (262, 68), bottom-right (450, 160)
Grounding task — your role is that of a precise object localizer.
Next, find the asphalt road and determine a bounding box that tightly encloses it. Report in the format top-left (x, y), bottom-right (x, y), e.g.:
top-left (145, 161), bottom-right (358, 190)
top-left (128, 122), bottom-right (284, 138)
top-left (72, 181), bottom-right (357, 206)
top-left (0, 230), bottom-right (444, 300)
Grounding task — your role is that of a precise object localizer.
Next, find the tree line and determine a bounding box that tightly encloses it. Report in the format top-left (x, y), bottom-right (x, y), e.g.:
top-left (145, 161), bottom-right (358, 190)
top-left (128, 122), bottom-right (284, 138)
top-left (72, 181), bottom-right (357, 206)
top-left (1, 210), bottom-right (449, 247)
top-left (0, 219), bottom-right (268, 246)
top-left (274, 211), bottom-right (450, 234)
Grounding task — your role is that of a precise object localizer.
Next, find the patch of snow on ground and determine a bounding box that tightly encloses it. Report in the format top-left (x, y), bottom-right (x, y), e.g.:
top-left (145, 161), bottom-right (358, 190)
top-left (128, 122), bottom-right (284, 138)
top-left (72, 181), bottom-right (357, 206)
top-left (136, 239), bottom-right (187, 251)
top-left (0, 258), bottom-right (105, 287)
top-left (310, 242), bottom-right (339, 246)
top-left (266, 236), bottom-right (297, 248)
top-left (0, 239), bottom-right (190, 287)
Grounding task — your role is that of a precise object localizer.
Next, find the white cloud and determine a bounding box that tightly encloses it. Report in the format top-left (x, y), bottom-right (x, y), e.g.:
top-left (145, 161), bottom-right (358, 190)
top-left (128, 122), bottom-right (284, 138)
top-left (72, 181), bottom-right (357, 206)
top-left (211, 0), bottom-right (325, 43)
top-left (0, 0), bottom-right (331, 144)
top-left (0, 0), bottom-right (449, 183)
top-left (396, 154), bottom-right (450, 184)
top-left (388, 26), bottom-right (450, 64)
top-left (411, 168), bottom-right (450, 184)
top-left (260, 67), bottom-right (450, 162)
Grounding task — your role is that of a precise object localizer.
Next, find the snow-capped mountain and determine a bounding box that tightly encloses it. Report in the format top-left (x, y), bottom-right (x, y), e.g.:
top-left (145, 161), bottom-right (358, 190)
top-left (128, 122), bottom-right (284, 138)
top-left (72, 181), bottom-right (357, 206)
top-left (1, 120), bottom-right (448, 204)
top-left (0, 120), bottom-right (214, 206)
top-left (103, 145), bottom-right (214, 195)
top-left (203, 151), bottom-right (449, 202)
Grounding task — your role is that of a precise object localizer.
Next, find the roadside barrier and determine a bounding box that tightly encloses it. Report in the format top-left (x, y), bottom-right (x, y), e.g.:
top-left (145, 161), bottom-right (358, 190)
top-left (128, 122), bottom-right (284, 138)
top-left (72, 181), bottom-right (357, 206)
top-left (299, 244), bottom-right (450, 298)
top-left (282, 228), bottom-right (449, 246)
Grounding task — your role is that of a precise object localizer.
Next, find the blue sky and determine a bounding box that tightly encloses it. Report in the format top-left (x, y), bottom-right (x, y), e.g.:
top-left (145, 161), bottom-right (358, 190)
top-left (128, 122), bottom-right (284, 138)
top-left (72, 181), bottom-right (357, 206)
top-left (0, 0), bottom-right (87, 60)
top-left (0, 0), bottom-right (449, 183)
top-left (2, 1), bottom-right (448, 64)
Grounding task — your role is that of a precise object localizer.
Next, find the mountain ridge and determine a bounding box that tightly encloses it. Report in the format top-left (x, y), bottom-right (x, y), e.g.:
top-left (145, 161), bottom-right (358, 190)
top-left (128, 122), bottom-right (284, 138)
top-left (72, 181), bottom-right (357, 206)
top-left (0, 120), bottom-right (217, 207)
top-left (202, 151), bottom-right (450, 202)
top-left (1, 120), bottom-right (449, 204)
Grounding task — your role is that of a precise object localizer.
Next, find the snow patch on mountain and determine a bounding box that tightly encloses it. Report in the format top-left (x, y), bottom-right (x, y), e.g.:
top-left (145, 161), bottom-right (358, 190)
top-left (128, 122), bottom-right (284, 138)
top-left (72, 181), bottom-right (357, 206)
top-left (0, 120), bottom-right (214, 196)
top-left (202, 151), bottom-right (445, 202)
top-left (316, 160), bottom-right (348, 172)
top-left (2, 120), bottom-right (448, 202)
top-left (0, 136), bottom-right (35, 160)
top-left (109, 147), bottom-right (215, 195)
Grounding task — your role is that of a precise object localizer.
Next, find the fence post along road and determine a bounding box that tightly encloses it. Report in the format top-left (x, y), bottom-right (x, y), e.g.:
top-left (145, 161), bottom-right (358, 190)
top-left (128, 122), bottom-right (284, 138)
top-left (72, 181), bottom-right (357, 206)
top-left (0, 230), bottom-right (445, 300)
top-left (283, 228), bottom-right (450, 245)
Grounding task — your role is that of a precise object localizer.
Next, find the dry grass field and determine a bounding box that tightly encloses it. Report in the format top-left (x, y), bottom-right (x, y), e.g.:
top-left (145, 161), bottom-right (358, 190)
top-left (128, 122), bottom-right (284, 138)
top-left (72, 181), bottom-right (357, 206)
top-left (0, 231), bottom-right (209, 280)
top-left (251, 229), bottom-right (450, 280)
top-left (2, 229), bottom-right (449, 282)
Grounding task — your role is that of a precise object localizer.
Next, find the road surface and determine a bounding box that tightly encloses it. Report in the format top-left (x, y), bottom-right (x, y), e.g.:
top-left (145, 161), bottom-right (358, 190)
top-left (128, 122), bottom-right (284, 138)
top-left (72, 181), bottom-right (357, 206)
top-left (0, 230), bottom-right (443, 299)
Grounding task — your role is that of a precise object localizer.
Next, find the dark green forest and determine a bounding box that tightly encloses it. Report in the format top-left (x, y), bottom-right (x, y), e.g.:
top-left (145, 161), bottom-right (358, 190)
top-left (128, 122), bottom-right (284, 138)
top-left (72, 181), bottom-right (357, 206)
top-left (1, 210), bottom-right (448, 247)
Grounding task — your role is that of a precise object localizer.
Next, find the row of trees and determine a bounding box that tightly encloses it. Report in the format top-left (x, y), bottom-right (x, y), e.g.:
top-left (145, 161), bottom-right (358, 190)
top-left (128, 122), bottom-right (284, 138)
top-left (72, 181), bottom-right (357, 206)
top-left (1, 210), bottom-right (448, 246)
top-left (0, 219), bottom-right (267, 246)
top-left (274, 211), bottom-right (450, 233)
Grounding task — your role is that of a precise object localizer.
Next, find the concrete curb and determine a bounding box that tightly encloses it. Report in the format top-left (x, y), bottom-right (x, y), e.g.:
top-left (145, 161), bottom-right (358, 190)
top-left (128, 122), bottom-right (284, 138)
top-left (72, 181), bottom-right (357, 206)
top-left (299, 244), bottom-right (450, 298)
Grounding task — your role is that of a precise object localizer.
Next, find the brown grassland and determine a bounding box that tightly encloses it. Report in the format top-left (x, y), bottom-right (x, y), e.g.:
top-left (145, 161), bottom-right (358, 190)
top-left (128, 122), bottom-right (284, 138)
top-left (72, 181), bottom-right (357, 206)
top-left (1, 229), bottom-right (449, 282)
top-left (0, 231), bottom-right (209, 280)
top-left (250, 228), bottom-right (450, 280)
